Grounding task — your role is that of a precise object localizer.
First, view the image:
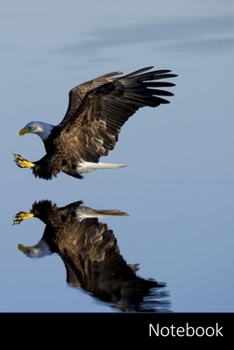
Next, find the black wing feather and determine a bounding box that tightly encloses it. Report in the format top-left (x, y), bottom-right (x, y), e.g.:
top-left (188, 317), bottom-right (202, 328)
top-left (52, 67), bottom-right (177, 163)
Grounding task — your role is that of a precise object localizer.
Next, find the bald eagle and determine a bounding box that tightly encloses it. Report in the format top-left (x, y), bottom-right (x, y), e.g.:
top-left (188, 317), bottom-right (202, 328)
top-left (14, 200), bottom-right (169, 312)
top-left (14, 66), bottom-right (177, 180)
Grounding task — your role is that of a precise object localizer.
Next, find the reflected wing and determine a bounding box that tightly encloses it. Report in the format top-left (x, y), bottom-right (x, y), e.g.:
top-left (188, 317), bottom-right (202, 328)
top-left (15, 200), bottom-right (169, 311)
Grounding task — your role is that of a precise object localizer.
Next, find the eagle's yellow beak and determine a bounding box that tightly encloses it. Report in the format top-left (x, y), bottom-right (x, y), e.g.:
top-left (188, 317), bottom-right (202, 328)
top-left (18, 243), bottom-right (33, 256)
top-left (18, 243), bottom-right (29, 252)
top-left (19, 127), bottom-right (29, 136)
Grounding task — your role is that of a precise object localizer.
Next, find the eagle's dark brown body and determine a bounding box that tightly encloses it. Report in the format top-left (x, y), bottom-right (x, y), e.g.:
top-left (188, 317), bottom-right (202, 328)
top-left (15, 67), bottom-right (177, 180)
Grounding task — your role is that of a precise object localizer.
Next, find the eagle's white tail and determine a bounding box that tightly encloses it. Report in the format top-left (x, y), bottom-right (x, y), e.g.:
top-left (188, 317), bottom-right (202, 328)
top-left (74, 206), bottom-right (129, 218)
top-left (77, 161), bottom-right (128, 174)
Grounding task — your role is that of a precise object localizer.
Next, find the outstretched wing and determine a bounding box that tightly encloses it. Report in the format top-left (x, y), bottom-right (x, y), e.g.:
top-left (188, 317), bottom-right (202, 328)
top-left (57, 66), bottom-right (177, 162)
top-left (60, 70), bottom-right (123, 125)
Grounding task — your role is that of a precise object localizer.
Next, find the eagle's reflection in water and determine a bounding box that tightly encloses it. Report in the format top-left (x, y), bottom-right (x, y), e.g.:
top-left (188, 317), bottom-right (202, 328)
top-left (14, 200), bottom-right (170, 312)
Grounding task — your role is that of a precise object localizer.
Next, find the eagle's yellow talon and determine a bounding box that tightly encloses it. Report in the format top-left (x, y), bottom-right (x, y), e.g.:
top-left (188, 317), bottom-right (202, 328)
top-left (13, 154), bottom-right (35, 168)
top-left (13, 211), bottom-right (34, 225)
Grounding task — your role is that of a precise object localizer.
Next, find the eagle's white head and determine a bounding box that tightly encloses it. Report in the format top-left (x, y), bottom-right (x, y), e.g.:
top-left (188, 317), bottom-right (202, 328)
top-left (19, 121), bottom-right (54, 141)
top-left (18, 240), bottom-right (52, 258)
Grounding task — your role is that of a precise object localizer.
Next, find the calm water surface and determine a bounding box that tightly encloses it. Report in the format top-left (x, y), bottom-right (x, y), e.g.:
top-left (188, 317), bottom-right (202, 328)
top-left (1, 1), bottom-right (234, 312)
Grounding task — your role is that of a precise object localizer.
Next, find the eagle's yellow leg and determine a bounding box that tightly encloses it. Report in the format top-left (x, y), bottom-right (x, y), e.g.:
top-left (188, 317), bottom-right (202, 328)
top-left (13, 211), bottom-right (34, 225)
top-left (13, 154), bottom-right (35, 168)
